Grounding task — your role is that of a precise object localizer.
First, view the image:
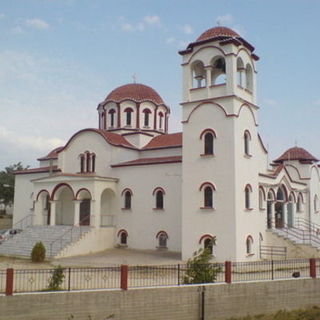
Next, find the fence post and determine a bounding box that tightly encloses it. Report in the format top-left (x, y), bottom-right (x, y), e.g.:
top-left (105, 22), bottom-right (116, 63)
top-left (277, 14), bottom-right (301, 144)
top-left (310, 258), bottom-right (316, 278)
top-left (120, 265), bottom-right (128, 290)
top-left (5, 268), bottom-right (14, 296)
top-left (177, 264), bottom-right (180, 286)
top-left (225, 261), bottom-right (232, 284)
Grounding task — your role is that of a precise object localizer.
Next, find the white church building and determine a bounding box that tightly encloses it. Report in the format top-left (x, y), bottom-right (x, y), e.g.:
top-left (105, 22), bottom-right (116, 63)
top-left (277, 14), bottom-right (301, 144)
top-left (12, 26), bottom-right (320, 261)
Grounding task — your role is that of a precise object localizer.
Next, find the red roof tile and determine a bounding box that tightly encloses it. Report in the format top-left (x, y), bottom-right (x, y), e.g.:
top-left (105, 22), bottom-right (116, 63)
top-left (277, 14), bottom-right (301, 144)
top-left (142, 132), bottom-right (182, 150)
top-left (111, 156), bottom-right (182, 167)
top-left (104, 83), bottom-right (164, 105)
top-left (274, 147), bottom-right (318, 163)
top-left (14, 166), bottom-right (60, 175)
top-left (196, 26), bottom-right (240, 42)
top-left (37, 146), bottom-right (64, 161)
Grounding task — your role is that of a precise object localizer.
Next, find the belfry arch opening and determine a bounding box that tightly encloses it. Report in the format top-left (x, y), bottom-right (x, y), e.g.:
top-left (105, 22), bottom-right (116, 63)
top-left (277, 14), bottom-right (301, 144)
top-left (192, 60), bottom-right (206, 88)
top-left (211, 56), bottom-right (226, 85)
top-left (237, 57), bottom-right (245, 87)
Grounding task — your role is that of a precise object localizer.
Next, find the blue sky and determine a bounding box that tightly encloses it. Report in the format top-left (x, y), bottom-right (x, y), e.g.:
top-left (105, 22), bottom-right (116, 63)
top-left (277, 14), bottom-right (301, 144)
top-left (1, 0), bottom-right (320, 169)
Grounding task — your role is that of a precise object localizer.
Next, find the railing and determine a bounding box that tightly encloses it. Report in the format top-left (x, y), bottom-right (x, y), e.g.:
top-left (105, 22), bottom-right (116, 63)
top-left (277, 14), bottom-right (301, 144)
top-left (48, 216), bottom-right (91, 257)
top-left (13, 267), bottom-right (120, 293)
top-left (260, 245), bottom-right (287, 260)
top-left (295, 217), bottom-right (320, 234)
top-left (128, 264), bottom-right (225, 288)
top-left (232, 259), bottom-right (309, 282)
top-left (1, 258), bottom-right (318, 295)
top-left (273, 222), bottom-right (320, 248)
top-left (12, 213), bottom-right (34, 230)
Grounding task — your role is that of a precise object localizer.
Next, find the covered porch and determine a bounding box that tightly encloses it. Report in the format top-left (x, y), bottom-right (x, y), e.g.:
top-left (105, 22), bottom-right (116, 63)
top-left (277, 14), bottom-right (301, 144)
top-left (32, 174), bottom-right (118, 228)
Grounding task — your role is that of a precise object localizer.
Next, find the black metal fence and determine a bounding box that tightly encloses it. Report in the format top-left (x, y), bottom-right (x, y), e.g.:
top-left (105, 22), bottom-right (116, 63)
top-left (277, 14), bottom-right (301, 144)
top-left (13, 267), bottom-right (120, 293)
top-left (0, 258), bottom-right (317, 295)
top-left (231, 259), bottom-right (309, 282)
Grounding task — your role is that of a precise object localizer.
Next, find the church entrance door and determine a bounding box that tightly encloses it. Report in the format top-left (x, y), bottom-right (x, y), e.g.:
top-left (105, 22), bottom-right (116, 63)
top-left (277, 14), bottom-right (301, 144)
top-left (80, 199), bottom-right (91, 226)
top-left (275, 202), bottom-right (284, 228)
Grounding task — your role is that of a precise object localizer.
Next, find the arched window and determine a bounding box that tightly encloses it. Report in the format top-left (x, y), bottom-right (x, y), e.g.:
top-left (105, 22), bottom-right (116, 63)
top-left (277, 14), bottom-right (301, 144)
top-left (200, 129), bottom-right (216, 156)
top-left (159, 112), bottom-right (164, 130)
top-left (192, 60), bottom-right (206, 88)
top-left (244, 130), bottom-right (251, 156)
top-left (314, 195), bottom-right (319, 213)
top-left (91, 154), bottom-right (96, 172)
top-left (246, 235), bottom-right (253, 255)
top-left (237, 57), bottom-right (245, 87)
top-left (245, 184), bottom-right (252, 209)
top-left (80, 154), bottom-right (85, 173)
top-left (117, 229), bottom-right (128, 245)
top-left (156, 190), bottom-right (164, 209)
top-left (204, 186), bottom-right (213, 208)
top-left (204, 133), bottom-right (214, 155)
top-left (124, 107), bottom-right (133, 126)
top-left (246, 64), bottom-right (253, 92)
top-left (199, 234), bottom-right (215, 255)
top-left (211, 56), bottom-right (226, 85)
top-left (153, 187), bottom-right (165, 210)
top-left (86, 152), bottom-right (91, 172)
top-left (108, 109), bottom-right (116, 127)
top-left (143, 109), bottom-right (151, 127)
top-left (156, 231), bottom-right (168, 248)
top-left (124, 191), bottom-right (132, 209)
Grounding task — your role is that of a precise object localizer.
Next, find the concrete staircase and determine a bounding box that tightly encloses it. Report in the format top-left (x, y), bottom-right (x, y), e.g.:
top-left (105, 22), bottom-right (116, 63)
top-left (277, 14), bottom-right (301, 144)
top-left (0, 225), bottom-right (91, 258)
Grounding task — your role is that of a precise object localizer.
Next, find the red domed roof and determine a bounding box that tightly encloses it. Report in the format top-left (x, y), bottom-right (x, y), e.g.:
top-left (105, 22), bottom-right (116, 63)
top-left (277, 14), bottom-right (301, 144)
top-left (105, 83), bottom-right (164, 105)
top-left (274, 147), bottom-right (318, 163)
top-left (196, 26), bottom-right (240, 42)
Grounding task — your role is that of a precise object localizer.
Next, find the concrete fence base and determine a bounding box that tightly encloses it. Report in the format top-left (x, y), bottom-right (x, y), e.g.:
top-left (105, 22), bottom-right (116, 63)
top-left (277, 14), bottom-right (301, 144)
top-left (1, 278), bottom-right (320, 320)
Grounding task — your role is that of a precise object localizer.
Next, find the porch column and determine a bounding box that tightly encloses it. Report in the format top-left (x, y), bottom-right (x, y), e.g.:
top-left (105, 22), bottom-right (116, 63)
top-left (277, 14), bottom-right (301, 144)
top-left (73, 200), bottom-right (81, 226)
top-left (49, 200), bottom-right (57, 226)
top-left (270, 202), bottom-right (275, 228)
top-left (283, 203), bottom-right (287, 226)
top-left (90, 199), bottom-right (101, 228)
top-left (33, 200), bottom-right (42, 226)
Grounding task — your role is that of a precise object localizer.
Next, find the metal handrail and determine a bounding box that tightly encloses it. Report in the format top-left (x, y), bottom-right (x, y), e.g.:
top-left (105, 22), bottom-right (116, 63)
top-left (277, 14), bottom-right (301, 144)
top-left (295, 217), bottom-right (320, 233)
top-left (48, 217), bottom-right (91, 257)
top-left (260, 245), bottom-right (287, 259)
top-left (12, 213), bottom-right (34, 230)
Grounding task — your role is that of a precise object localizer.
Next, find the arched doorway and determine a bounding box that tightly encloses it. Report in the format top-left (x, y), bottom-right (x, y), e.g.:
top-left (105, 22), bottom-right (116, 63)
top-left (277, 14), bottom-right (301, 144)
top-left (36, 190), bottom-right (50, 225)
top-left (52, 184), bottom-right (75, 226)
top-left (100, 188), bottom-right (116, 226)
top-left (267, 190), bottom-right (275, 229)
top-left (76, 189), bottom-right (92, 226)
top-left (275, 186), bottom-right (286, 229)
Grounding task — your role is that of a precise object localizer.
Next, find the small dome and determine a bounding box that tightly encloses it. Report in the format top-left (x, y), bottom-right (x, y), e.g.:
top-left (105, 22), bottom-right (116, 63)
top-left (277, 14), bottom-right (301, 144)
top-left (105, 83), bottom-right (164, 105)
top-left (196, 26), bottom-right (240, 42)
top-left (274, 147), bottom-right (318, 163)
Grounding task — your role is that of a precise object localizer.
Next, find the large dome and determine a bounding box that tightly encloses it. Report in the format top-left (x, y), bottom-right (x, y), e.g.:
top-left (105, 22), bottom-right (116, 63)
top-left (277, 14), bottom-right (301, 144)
top-left (196, 26), bottom-right (240, 42)
top-left (105, 83), bottom-right (164, 105)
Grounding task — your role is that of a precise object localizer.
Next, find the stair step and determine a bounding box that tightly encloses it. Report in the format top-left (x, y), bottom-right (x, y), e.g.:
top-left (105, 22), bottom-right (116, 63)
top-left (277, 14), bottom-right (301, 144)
top-left (0, 225), bottom-right (91, 258)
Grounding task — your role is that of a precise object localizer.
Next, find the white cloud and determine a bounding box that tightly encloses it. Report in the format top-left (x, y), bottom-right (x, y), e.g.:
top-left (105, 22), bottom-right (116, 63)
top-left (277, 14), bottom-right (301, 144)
top-left (180, 24), bottom-right (194, 35)
top-left (165, 37), bottom-right (189, 49)
top-left (314, 99), bottom-right (320, 106)
top-left (0, 13), bottom-right (5, 19)
top-left (119, 15), bottom-right (161, 32)
top-left (143, 15), bottom-right (161, 26)
top-left (25, 18), bottom-right (49, 30)
top-left (216, 14), bottom-right (233, 26)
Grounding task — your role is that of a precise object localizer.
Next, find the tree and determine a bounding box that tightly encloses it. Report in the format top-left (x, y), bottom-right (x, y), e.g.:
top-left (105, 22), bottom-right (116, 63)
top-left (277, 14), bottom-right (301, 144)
top-left (0, 162), bottom-right (29, 213)
top-left (183, 237), bottom-right (221, 284)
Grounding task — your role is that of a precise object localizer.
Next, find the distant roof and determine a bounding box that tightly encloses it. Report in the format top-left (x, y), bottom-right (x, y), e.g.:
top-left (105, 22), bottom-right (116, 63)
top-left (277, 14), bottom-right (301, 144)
top-left (111, 156), bottom-right (182, 167)
top-left (14, 166), bottom-right (60, 175)
top-left (142, 132), bottom-right (182, 150)
top-left (38, 146), bottom-right (64, 161)
top-left (104, 83), bottom-right (165, 105)
top-left (274, 147), bottom-right (318, 163)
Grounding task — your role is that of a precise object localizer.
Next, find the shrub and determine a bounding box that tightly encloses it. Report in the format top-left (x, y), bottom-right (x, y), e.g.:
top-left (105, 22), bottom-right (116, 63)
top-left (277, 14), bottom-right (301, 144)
top-left (183, 238), bottom-right (221, 284)
top-left (31, 241), bottom-right (46, 262)
top-left (48, 265), bottom-right (65, 291)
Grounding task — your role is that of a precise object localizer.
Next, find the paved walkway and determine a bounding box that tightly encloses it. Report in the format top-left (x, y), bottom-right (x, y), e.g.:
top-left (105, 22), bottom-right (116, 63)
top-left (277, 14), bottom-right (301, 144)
top-left (53, 248), bottom-right (183, 267)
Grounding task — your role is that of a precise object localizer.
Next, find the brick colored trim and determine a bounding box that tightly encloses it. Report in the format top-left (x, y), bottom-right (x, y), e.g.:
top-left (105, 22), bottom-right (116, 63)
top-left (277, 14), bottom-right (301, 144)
top-left (200, 128), bottom-right (217, 140)
top-left (199, 234), bottom-right (213, 244)
top-left (199, 182), bottom-right (216, 191)
top-left (75, 188), bottom-right (92, 200)
top-left (117, 229), bottom-right (128, 237)
top-left (156, 230), bottom-right (168, 239)
top-left (51, 183), bottom-right (75, 201)
top-left (152, 187), bottom-right (165, 196)
top-left (121, 188), bottom-right (133, 196)
top-left (36, 189), bottom-right (50, 201)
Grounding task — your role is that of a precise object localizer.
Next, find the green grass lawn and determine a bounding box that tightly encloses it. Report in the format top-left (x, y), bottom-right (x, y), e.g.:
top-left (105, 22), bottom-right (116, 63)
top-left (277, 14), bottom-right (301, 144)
top-left (227, 306), bottom-right (320, 320)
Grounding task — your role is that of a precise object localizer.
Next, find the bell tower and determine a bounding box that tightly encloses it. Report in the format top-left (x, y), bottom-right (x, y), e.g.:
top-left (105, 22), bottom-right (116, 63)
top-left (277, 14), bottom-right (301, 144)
top-left (180, 26), bottom-right (262, 261)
